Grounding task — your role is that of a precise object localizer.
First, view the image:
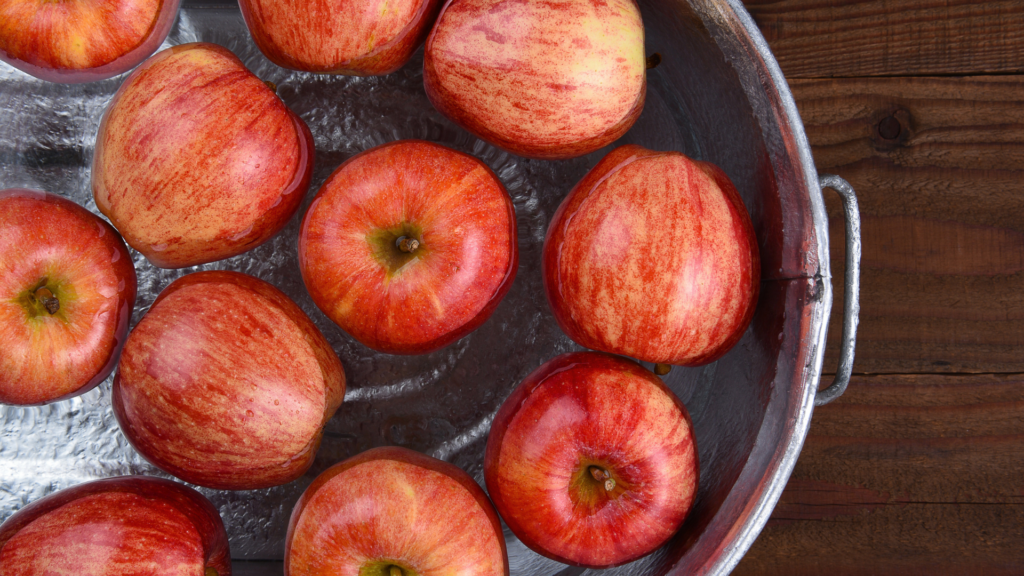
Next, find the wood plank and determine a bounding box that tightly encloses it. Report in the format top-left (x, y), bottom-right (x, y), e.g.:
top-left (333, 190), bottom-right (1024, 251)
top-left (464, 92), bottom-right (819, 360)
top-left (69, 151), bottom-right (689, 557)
top-left (744, 0), bottom-right (1024, 78)
top-left (791, 76), bottom-right (1024, 373)
top-left (735, 374), bottom-right (1024, 575)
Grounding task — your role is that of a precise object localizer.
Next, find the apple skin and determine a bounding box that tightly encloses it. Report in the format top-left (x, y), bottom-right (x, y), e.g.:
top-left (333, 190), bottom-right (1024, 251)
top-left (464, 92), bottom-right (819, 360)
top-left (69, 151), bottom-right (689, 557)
top-left (423, 0), bottom-right (645, 160)
top-left (0, 0), bottom-right (180, 83)
top-left (285, 446), bottom-right (509, 576)
top-left (484, 351), bottom-right (698, 568)
top-left (0, 476), bottom-right (231, 575)
top-left (93, 42), bottom-right (315, 269)
top-left (298, 139), bottom-right (517, 355)
top-left (239, 0), bottom-right (443, 75)
top-left (543, 145), bottom-right (760, 366)
top-left (113, 270), bottom-right (346, 490)
top-left (0, 189), bottom-right (137, 406)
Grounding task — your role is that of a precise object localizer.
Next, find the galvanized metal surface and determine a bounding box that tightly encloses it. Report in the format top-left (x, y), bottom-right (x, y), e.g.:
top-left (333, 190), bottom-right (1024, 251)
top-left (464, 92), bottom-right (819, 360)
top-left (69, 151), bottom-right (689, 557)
top-left (0, 0), bottom-right (859, 574)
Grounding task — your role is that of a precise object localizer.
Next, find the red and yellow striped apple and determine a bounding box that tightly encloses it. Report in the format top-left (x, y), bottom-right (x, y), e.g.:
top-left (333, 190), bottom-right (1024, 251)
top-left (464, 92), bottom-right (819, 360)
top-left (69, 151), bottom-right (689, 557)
top-left (484, 351), bottom-right (698, 568)
top-left (299, 139), bottom-right (517, 355)
top-left (0, 0), bottom-right (180, 82)
top-left (93, 42), bottom-right (314, 269)
top-left (0, 476), bottom-right (231, 575)
top-left (423, 0), bottom-right (646, 159)
top-left (113, 270), bottom-right (346, 490)
top-left (0, 189), bottom-right (137, 406)
top-left (543, 145), bottom-right (760, 366)
top-left (286, 446), bottom-right (508, 576)
top-left (239, 0), bottom-right (443, 75)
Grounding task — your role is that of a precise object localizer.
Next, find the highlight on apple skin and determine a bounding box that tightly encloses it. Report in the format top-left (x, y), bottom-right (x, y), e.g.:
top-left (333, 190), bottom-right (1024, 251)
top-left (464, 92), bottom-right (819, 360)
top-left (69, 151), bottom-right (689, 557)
top-left (299, 139), bottom-right (518, 355)
top-left (424, 0), bottom-right (646, 159)
top-left (113, 270), bottom-right (346, 491)
top-left (484, 351), bottom-right (699, 568)
top-left (0, 475), bottom-right (231, 575)
top-left (0, 0), bottom-right (181, 83)
top-left (0, 189), bottom-right (137, 406)
top-left (285, 445), bottom-right (509, 576)
top-left (543, 144), bottom-right (760, 366)
top-left (239, 0), bottom-right (444, 75)
top-left (93, 42), bottom-right (315, 269)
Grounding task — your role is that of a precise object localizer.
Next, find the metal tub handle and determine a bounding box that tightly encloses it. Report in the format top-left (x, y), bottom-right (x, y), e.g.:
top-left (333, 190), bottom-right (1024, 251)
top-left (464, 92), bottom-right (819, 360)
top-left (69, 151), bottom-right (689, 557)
top-left (815, 174), bottom-right (862, 406)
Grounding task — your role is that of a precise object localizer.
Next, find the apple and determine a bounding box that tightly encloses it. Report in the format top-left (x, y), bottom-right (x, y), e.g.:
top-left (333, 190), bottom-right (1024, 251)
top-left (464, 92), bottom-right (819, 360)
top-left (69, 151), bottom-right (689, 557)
top-left (543, 145), bottom-right (760, 366)
top-left (285, 446), bottom-right (508, 576)
top-left (423, 0), bottom-right (646, 160)
top-left (113, 270), bottom-right (346, 490)
top-left (0, 189), bottom-right (137, 406)
top-left (484, 351), bottom-right (698, 568)
top-left (0, 476), bottom-right (230, 575)
top-left (0, 0), bottom-right (180, 83)
top-left (93, 42), bottom-right (315, 269)
top-left (239, 0), bottom-right (443, 75)
top-left (298, 139), bottom-right (517, 355)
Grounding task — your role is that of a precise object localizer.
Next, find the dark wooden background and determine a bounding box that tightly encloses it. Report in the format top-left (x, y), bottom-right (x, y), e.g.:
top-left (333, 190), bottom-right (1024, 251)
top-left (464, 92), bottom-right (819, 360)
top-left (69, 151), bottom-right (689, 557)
top-left (733, 1), bottom-right (1024, 573)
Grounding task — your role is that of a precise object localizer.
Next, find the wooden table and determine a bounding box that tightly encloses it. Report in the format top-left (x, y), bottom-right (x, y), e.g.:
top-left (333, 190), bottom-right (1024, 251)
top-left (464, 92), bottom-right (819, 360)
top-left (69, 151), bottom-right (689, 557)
top-left (734, 1), bottom-right (1024, 573)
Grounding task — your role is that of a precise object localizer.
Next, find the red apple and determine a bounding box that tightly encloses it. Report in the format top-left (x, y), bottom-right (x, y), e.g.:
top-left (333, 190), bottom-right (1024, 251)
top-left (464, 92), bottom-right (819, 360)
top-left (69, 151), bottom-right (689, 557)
top-left (423, 0), bottom-right (646, 160)
top-left (0, 476), bottom-right (230, 575)
top-left (239, 0), bottom-right (443, 75)
top-left (285, 446), bottom-right (508, 576)
top-left (0, 189), bottom-right (137, 406)
top-left (543, 145), bottom-right (760, 366)
top-left (93, 42), bottom-right (314, 269)
top-left (484, 351), bottom-right (698, 568)
top-left (0, 0), bottom-right (180, 83)
top-left (113, 270), bottom-right (346, 490)
top-left (298, 139), bottom-right (517, 355)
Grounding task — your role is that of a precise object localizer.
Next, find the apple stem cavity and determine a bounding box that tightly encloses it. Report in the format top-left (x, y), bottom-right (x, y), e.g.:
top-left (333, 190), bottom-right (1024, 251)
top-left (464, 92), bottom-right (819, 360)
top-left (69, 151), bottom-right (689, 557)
top-left (205, 568), bottom-right (219, 576)
top-left (396, 236), bottom-right (420, 253)
top-left (646, 53), bottom-right (662, 69)
top-left (654, 363), bottom-right (672, 376)
top-left (388, 566), bottom-right (404, 576)
top-left (588, 465), bottom-right (616, 491)
top-left (34, 286), bottom-right (60, 314)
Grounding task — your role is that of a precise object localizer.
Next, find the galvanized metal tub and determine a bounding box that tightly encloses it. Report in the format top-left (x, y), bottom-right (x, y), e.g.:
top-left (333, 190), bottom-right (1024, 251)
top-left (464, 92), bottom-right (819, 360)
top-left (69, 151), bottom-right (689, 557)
top-left (0, 0), bottom-right (860, 574)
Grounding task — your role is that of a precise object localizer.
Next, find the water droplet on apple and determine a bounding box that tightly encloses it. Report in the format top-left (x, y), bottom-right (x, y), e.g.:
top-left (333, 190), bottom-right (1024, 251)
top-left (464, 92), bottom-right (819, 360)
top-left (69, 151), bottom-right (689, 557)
top-left (152, 243), bottom-right (168, 252)
top-left (274, 399), bottom-right (280, 405)
top-left (246, 410), bottom-right (254, 417)
top-left (270, 195), bottom-right (283, 208)
top-left (228, 225), bottom-right (254, 241)
top-left (110, 249), bottom-right (120, 263)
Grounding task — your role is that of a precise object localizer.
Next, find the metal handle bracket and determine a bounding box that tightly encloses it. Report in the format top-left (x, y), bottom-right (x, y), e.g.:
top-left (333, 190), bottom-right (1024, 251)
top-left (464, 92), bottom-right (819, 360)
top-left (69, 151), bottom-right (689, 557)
top-left (815, 174), bottom-right (861, 406)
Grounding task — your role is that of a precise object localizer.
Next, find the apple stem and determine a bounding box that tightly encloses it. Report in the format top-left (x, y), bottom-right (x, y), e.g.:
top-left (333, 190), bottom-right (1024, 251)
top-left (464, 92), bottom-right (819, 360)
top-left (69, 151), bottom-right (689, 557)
top-left (396, 236), bottom-right (420, 253)
top-left (654, 363), bottom-right (672, 376)
top-left (388, 566), bottom-right (404, 576)
top-left (646, 53), bottom-right (662, 69)
top-left (34, 286), bottom-right (60, 315)
top-left (263, 80), bottom-right (278, 93)
top-left (589, 465), bottom-right (616, 491)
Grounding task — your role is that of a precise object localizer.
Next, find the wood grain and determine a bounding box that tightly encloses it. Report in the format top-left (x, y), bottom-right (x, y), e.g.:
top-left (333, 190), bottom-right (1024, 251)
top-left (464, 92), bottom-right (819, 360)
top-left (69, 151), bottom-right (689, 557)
top-left (792, 76), bottom-right (1024, 373)
top-left (744, 0), bottom-right (1024, 78)
top-left (735, 374), bottom-right (1024, 575)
